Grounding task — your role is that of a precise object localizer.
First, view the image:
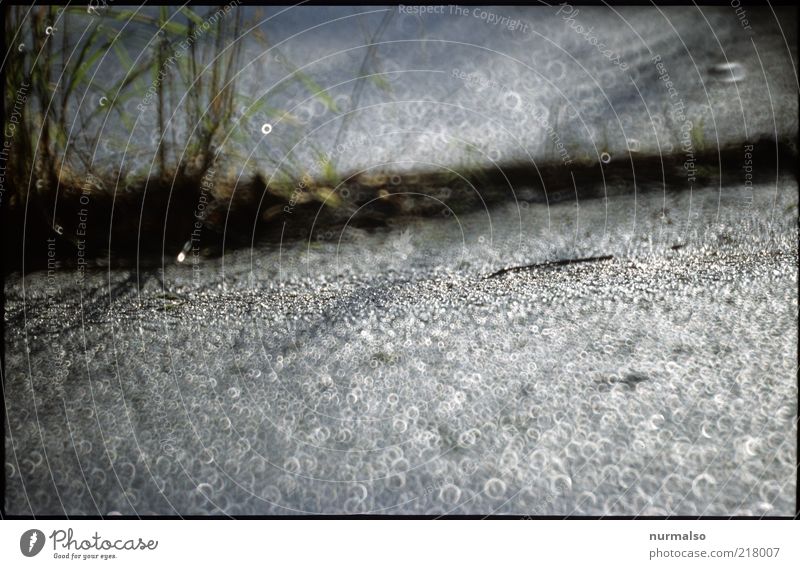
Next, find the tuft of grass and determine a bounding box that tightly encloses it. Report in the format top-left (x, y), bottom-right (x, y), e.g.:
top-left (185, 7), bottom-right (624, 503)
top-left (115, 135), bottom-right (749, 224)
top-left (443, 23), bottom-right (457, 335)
top-left (3, 5), bottom-right (355, 265)
top-left (690, 118), bottom-right (706, 152)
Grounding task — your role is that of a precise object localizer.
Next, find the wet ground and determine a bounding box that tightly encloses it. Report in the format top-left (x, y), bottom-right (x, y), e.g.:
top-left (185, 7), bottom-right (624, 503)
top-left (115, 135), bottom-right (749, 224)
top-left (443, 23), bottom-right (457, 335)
top-left (4, 179), bottom-right (797, 515)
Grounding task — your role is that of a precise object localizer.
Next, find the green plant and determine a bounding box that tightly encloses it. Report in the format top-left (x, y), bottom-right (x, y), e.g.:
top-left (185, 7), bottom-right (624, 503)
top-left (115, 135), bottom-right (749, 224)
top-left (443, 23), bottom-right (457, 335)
top-left (2, 5), bottom-right (354, 235)
top-left (690, 117), bottom-right (706, 152)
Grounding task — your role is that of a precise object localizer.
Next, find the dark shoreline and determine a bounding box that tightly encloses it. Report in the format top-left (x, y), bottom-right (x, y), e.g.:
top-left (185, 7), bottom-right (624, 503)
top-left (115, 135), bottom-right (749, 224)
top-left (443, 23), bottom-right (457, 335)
top-left (2, 138), bottom-right (795, 276)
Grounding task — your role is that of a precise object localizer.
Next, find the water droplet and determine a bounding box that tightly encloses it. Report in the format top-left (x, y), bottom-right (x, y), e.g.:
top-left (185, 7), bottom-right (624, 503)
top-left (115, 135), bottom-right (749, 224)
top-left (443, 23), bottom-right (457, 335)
top-left (546, 60), bottom-right (565, 81)
top-left (691, 473), bottom-right (716, 499)
top-left (648, 413), bottom-right (665, 430)
top-left (600, 152), bottom-right (612, 164)
top-left (503, 91), bottom-right (522, 111)
top-left (551, 474), bottom-right (573, 495)
top-left (177, 240), bottom-right (192, 263)
top-left (388, 473), bottom-right (406, 490)
top-left (261, 123), bottom-right (272, 135)
top-left (484, 478), bottom-right (506, 499)
top-left (439, 483), bottom-right (461, 504)
top-left (709, 62), bottom-right (746, 83)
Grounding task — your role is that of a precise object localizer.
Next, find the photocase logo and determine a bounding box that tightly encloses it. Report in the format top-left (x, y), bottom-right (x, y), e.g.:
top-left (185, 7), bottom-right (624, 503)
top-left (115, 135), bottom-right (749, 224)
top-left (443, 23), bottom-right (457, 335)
top-left (20, 529), bottom-right (46, 557)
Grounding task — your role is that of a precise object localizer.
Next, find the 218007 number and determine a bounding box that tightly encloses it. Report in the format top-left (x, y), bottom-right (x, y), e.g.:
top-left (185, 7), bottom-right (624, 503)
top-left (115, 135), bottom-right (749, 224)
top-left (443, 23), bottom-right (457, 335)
top-left (735, 547), bottom-right (780, 558)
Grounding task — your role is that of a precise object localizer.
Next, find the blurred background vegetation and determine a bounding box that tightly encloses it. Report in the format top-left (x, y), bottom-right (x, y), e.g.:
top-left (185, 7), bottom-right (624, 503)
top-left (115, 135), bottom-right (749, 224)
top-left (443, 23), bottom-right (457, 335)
top-left (2, 4), bottom-right (362, 271)
top-left (2, 5), bottom-right (795, 274)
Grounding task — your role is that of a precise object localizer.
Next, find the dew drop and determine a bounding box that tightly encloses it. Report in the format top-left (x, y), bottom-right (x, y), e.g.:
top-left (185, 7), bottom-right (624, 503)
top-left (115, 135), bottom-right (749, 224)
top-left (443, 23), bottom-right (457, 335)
top-left (484, 478), bottom-right (506, 499)
top-left (691, 473), bottom-right (716, 499)
top-left (709, 62), bottom-right (746, 83)
top-left (439, 483), bottom-right (461, 504)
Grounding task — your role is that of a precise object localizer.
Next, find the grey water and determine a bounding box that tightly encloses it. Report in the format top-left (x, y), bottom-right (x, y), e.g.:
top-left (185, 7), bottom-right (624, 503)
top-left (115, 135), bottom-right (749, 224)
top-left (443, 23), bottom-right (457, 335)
top-left (5, 177), bottom-right (797, 515)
